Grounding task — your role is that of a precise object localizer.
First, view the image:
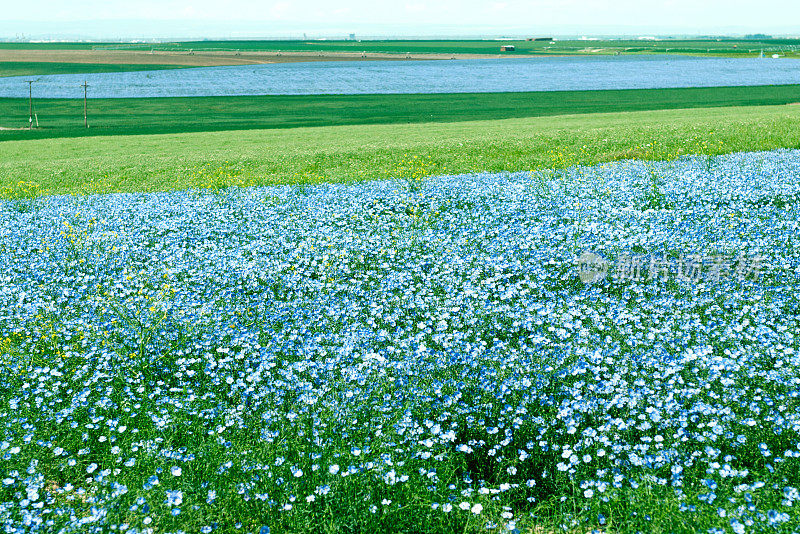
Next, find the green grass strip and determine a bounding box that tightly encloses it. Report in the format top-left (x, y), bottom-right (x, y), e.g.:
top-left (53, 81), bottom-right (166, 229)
top-left (1, 84), bottom-right (799, 141)
top-left (79, 38), bottom-right (800, 56)
top-left (2, 104), bottom-right (799, 198)
top-left (0, 62), bottom-right (189, 78)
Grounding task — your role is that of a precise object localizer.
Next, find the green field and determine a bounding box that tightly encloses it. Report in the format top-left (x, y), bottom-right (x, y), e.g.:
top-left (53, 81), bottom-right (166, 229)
top-left (2, 103), bottom-right (799, 198)
top-left (58, 38), bottom-right (800, 57)
top-left (1, 38), bottom-right (797, 78)
top-left (1, 84), bottom-right (800, 141)
top-left (3, 37), bottom-right (800, 57)
top-left (0, 61), bottom-right (189, 78)
top-left (0, 42), bottom-right (106, 50)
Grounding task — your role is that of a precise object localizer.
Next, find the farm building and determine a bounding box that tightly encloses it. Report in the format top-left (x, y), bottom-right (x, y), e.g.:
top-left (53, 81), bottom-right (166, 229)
top-left (500, 45), bottom-right (516, 52)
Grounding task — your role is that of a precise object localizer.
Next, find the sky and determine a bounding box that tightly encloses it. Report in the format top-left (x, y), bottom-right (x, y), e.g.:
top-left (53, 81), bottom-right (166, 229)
top-left (3, 0), bottom-right (799, 40)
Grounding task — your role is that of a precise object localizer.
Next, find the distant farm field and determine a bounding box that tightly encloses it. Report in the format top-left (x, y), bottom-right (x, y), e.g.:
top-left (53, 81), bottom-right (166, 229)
top-left (0, 48), bottom-right (396, 75)
top-left (153, 37), bottom-right (800, 56)
top-left (0, 61), bottom-right (190, 78)
top-left (17, 37), bottom-right (799, 57)
top-left (0, 38), bottom-right (798, 78)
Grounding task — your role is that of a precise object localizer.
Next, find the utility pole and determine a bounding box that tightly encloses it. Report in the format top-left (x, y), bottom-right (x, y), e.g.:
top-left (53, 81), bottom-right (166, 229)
top-left (80, 80), bottom-right (89, 128)
top-left (25, 80), bottom-right (34, 129)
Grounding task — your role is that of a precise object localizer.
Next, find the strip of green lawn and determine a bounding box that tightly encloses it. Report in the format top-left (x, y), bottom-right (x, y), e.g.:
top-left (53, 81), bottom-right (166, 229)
top-left (0, 62), bottom-right (189, 78)
top-left (97, 38), bottom-right (800, 56)
top-left (5, 38), bottom-right (800, 55)
top-left (0, 43), bottom-right (106, 50)
top-left (1, 84), bottom-right (799, 141)
top-left (2, 104), bottom-right (799, 198)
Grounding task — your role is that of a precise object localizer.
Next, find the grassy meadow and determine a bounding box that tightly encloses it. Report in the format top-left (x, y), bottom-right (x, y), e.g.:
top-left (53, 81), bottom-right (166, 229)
top-left (1, 103), bottom-right (800, 198)
top-left (0, 62), bottom-right (190, 78)
top-left (1, 85), bottom-right (799, 141)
